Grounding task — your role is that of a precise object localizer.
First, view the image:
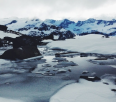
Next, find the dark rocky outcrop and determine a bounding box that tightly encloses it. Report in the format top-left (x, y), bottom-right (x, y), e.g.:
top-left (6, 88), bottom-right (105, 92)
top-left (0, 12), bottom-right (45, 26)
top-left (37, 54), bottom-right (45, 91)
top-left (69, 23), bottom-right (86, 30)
top-left (102, 35), bottom-right (109, 38)
top-left (3, 37), bottom-right (14, 46)
top-left (80, 53), bottom-right (88, 57)
top-left (103, 82), bottom-right (109, 85)
top-left (111, 89), bottom-right (116, 92)
top-left (0, 46), bottom-right (41, 60)
top-left (82, 71), bottom-right (89, 74)
top-left (80, 76), bottom-right (101, 82)
top-left (12, 35), bottom-right (42, 48)
top-left (43, 30), bottom-right (75, 40)
top-left (0, 25), bottom-right (8, 31)
top-left (0, 35), bottom-right (42, 60)
top-left (43, 33), bottom-right (54, 40)
top-left (2, 35), bottom-right (42, 48)
top-left (4, 37), bottom-right (14, 42)
top-left (0, 39), bottom-right (3, 47)
top-left (38, 23), bottom-right (48, 31)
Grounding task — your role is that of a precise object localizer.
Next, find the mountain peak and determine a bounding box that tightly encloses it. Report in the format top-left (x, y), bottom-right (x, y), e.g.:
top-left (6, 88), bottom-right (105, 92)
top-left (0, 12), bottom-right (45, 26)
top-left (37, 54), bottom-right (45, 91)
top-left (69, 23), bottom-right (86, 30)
top-left (85, 18), bottom-right (96, 23)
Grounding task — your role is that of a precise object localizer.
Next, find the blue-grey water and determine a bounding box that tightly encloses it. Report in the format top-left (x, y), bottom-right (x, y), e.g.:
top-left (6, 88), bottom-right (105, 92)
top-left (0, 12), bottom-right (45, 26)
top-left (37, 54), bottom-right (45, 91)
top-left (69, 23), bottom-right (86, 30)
top-left (0, 46), bottom-right (116, 102)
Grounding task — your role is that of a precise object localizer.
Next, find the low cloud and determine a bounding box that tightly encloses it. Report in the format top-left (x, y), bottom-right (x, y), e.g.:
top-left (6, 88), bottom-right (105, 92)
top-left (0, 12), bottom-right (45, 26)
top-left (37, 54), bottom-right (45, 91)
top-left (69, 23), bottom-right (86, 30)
top-left (0, 0), bottom-right (116, 21)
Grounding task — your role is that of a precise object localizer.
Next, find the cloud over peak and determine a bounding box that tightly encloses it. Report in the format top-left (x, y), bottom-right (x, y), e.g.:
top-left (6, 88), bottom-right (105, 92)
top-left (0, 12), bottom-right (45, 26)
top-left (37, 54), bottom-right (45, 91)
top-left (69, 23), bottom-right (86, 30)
top-left (0, 0), bottom-right (116, 21)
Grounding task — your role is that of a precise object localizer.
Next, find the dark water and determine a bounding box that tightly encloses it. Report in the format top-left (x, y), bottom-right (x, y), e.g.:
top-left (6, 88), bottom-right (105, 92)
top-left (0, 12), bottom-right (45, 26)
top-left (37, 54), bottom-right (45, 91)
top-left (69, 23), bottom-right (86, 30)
top-left (0, 46), bottom-right (116, 102)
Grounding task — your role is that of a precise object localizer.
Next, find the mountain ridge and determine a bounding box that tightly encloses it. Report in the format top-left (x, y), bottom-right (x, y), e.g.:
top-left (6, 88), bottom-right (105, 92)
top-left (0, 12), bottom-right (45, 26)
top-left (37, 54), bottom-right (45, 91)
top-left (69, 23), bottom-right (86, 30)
top-left (1, 18), bottom-right (116, 36)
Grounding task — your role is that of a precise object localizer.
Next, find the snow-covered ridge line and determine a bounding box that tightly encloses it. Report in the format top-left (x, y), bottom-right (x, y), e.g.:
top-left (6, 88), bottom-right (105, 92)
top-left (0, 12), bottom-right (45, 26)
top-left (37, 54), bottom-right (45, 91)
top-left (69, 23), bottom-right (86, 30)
top-left (0, 18), bottom-right (75, 39)
top-left (1, 18), bottom-right (116, 36)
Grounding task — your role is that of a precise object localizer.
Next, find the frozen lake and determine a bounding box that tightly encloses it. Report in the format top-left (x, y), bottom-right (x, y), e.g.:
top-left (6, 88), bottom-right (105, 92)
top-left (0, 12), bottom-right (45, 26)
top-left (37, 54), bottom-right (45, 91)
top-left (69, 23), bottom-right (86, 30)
top-left (0, 45), bottom-right (116, 102)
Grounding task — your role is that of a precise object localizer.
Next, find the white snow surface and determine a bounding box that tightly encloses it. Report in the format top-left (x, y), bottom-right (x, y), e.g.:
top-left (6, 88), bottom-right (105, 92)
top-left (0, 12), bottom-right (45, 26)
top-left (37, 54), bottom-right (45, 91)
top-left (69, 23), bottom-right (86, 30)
top-left (0, 31), bottom-right (19, 38)
top-left (47, 34), bottom-right (116, 54)
top-left (0, 97), bottom-right (23, 102)
top-left (53, 35), bottom-right (60, 40)
top-left (50, 79), bottom-right (116, 102)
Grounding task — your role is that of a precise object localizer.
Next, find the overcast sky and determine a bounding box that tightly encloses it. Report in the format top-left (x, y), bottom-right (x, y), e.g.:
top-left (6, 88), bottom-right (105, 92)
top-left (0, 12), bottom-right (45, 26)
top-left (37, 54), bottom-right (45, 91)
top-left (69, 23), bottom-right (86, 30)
top-left (0, 0), bottom-right (116, 21)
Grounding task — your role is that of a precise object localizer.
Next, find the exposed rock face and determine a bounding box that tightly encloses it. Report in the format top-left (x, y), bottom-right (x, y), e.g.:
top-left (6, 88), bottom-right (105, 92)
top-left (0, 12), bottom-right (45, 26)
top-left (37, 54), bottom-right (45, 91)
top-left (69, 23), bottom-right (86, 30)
top-left (43, 30), bottom-right (75, 40)
top-left (3, 37), bottom-right (14, 46)
top-left (3, 35), bottom-right (42, 48)
top-left (13, 35), bottom-right (42, 48)
top-left (0, 25), bottom-right (8, 31)
top-left (0, 46), bottom-right (41, 60)
top-left (80, 76), bottom-right (101, 82)
top-left (4, 37), bottom-right (14, 42)
top-left (43, 33), bottom-right (54, 40)
top-left (0, 38), bottom-right (3, 47)
top-left (0, 35), bottom-right (42, 60)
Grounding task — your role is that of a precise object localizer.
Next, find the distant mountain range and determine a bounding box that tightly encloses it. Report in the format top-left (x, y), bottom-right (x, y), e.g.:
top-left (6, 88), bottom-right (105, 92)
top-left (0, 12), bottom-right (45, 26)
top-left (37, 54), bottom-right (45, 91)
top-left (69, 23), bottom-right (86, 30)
top-left (1, 18), bottom-right (116, 36)
top-left (45, 18), bottom-right (116, 36)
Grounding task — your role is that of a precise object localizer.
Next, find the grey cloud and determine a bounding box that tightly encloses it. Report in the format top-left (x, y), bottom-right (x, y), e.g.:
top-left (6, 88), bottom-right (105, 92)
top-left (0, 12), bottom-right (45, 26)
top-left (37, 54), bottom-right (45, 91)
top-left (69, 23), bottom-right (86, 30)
top-left (0, 0), bottom-right (115, 12)
top-left (0, 0), bottom-right (116, 20)
top-left (96, 14), bottom-right (116, 20)
top-left (22, 0), bottom-right (116, 9)
top-left (0, 0), bottom-right (114, 10)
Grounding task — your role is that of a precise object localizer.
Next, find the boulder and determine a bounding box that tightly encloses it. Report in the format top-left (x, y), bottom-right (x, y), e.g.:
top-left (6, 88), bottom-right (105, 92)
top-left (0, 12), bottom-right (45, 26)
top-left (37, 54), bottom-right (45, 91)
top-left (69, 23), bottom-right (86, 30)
top-left (0, 25), bottom-right (8, 31)
top-left (102, 35), bottom-right (109, 38)
top-left (13, 35), bottom-right (42, 48)
top-left (82, 71), bottom-right (89, 74)
top-left (111, 89), bottom-right (116, 92)
top-left (0, 46), bottom-right (41, 60)
top-left (80, 76), bottom-right (101, 82)
top-left (80, 53), bottom-right (88, 57)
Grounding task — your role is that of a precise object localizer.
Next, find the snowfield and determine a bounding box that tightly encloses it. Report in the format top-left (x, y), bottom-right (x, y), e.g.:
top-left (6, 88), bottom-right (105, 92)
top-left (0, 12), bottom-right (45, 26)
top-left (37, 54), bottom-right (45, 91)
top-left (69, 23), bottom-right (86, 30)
top-left (47, 34), bottom-right (116, 54)
top-left (50, 79), bottom-right (116, 102)
top-left (0, 31), bottom-right (19, 38)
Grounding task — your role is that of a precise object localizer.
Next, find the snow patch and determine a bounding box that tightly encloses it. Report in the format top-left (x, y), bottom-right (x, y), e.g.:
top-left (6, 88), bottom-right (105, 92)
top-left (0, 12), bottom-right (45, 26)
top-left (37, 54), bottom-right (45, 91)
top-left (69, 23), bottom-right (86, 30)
top-left (50, 79), bottom-right (116, 102)
top-left (47, 34), bottom-right (116, 54)
top-left (0, 31), bottom-right (19, 38)
top-left (53, 35), bottom-right (60, 40)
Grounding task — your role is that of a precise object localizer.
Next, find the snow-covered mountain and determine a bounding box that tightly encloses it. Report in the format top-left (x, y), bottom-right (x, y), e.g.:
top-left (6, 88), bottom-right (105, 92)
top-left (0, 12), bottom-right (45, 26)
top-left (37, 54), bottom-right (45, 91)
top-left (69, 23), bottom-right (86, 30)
top-left (0, 18), bottom-right (75, 39)
top-left (1, 18), bottom-right (116, 36)
top-left (45, 18), bottom-right (116, 35)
